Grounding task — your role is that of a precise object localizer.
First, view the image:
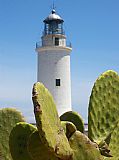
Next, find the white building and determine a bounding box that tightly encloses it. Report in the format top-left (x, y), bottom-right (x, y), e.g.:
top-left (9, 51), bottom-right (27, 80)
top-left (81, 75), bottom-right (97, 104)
top-left (36, 9), bottom-right (72, 116)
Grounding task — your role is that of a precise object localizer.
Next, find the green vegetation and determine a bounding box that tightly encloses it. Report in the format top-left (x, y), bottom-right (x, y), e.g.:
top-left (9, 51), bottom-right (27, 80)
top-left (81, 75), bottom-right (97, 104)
top-left (104, 120), bottom-right (119, 160)
top-left (0, 148), bottom-right (3, 160)
top-left (88, 70), bottom-right (119, 159)
top-left (88, 70), bottom-right (119, 143)
top-left (61, 121), bottom-right (77, 139)
top-left (0, 108), bottom-right (25, 160)
top-left (0, 70), bottom-right (119, 159)
top-left (28, 130), bottom-right (58, 160)
top-left (69, 131), bottom-right (103, 160)
top-left (9, 122), bottom-right (36, 160)
top-left (32, 82), bottom-right (73, 159)
top-left (60, 111), bottom-right (84, 133)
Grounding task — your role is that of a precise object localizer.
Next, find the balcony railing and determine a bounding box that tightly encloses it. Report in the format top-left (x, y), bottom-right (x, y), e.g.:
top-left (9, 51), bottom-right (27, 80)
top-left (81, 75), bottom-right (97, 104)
top-left (43, 30), bottom-right (65, 36)
top-left (36, 41), bottom-right (72, 49)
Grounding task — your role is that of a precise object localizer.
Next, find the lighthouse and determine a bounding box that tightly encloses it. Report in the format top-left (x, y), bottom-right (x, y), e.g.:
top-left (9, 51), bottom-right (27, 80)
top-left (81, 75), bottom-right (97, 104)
top-left (36, 9), bottom-right (72, 116)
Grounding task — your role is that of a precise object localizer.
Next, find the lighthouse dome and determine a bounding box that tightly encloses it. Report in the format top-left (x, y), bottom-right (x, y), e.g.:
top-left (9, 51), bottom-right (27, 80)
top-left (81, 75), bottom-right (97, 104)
top-left (44, 9), bottom-right (64, 24)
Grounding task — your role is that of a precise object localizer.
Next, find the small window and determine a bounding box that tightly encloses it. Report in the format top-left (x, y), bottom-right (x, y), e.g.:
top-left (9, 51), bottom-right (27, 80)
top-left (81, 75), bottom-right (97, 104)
top-left (56, 79), bottom-right (60, 86)
top-left (55, 38), bottom-right (59, 46)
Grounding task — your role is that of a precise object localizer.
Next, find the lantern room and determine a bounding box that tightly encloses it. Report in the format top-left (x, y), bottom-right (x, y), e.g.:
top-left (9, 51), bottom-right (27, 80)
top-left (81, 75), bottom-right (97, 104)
top-left (43, 9), bottom-right (64, 35)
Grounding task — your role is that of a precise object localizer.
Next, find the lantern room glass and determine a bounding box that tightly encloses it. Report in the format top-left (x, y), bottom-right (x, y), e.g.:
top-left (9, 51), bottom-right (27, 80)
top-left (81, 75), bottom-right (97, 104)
top-left (43, 21), bottom-right (64, 35)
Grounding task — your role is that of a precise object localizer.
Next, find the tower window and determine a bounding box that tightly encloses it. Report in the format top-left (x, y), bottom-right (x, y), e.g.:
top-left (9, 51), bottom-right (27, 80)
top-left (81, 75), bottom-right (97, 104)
top-left (56, 79), bottom-right (60, 86)
top-left (55, 38), bottom-right (59, 46)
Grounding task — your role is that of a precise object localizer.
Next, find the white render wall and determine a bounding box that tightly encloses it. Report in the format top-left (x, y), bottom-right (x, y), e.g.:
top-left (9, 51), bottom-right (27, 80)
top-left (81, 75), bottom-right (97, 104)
top-left (42, 34), bottom-right (66, 47)
top-left (37, 48), bottom-right (72, 116)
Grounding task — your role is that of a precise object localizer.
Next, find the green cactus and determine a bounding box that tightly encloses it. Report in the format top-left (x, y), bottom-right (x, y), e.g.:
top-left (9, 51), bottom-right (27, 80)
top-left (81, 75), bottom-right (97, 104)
top-left (88, 70), bottom-right (119, 143)
top-left (32, 82), bottom-right (73, 159)
top-left (0, 108), bottom-right (25, 160)
top-left (60, 111), bottom-right (84, 133)
top-left (9, 122), bottom-right (36, 160)
top-left (0, 148), bottom-right (3, 160)
top-left (5, 69), bottom-right (119, 160)
top-left (69, 131), bottom-right (104, 160)
top-left (104, 120), bottom-right (119, 160)
top-left (28, 130), bottom-right (58, 160)
top-left (61, 121), bottom-right (77, 139)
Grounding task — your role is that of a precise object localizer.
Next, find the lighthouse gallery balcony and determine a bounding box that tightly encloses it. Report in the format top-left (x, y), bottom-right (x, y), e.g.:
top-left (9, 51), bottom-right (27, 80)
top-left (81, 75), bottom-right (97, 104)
top-left (36, 40), bottom-right (72, 49)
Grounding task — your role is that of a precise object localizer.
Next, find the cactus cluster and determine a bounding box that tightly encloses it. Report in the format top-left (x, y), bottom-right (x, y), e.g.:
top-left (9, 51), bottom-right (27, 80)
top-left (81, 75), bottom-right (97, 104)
top-left (7, 82), bottom-right (103, 160)
top-left (31, 82), bottom-right (103, 160)
top-left (0, 70), bottom-right (119, 160)
top-left (0, 108), bottom-right (25, 160)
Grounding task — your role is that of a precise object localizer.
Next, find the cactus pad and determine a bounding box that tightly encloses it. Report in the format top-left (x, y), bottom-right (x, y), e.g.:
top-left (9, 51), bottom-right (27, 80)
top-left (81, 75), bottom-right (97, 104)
top-left (60, 111), bottom-right (84, 133)
top-left (69, 131), bottom-right (104, 160)
top-left (0, 108), bottom-right (25, 160)
top-left (0, 148), bottom-right (3, 160)
top-left (32, 82), bottom-right (73, 159)
top-left (9, 122), bottom-right (36, 160)
top-left (61, 121), bottom-right (77, 139)
top-left (88, 70), bottom-right (119, 142)
top-left (104, 120), bottom-right (119, 160)
top-left (28, 130), bottom-right (58, 160)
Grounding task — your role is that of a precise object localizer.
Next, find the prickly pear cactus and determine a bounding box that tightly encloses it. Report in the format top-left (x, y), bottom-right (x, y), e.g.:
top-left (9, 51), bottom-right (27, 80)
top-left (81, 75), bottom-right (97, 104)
top-left (104, 120), bottom-right (119, 160)
top-left (28, 130), bottom-right (58, 160)
top-left (88, 70), bottom-right (119, 143)
top-left (9, 122), bottom-right (36, 160)
top-left (61, 121), bottom-right (77, 139)
top-left (32, 82), bottom-right (73, 159)
top-left (0, 108), bottom-right (25, 160)
top-left (60, 111), bottom-right (84, 133)
top-left (0, 148), bottom-right (3, 160)
top-left (69, 131), bottom-right (104, 160)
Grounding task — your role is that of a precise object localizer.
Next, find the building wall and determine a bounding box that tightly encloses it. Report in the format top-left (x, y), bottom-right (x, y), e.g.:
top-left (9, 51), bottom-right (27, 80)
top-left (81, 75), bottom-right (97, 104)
top-left (37, 48), bottom-right (72, 116)
top-left (42, 34), bottom-right (66, 47)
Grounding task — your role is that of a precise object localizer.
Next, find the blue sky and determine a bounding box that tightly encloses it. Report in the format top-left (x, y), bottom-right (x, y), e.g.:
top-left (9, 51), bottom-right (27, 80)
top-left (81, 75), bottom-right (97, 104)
top-left (0, 0), bottom-right (119, 123)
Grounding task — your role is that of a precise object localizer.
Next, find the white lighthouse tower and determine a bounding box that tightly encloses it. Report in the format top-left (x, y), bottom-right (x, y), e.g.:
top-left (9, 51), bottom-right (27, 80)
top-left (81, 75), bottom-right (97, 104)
top-left (36, 9), bottom-right (72, 116)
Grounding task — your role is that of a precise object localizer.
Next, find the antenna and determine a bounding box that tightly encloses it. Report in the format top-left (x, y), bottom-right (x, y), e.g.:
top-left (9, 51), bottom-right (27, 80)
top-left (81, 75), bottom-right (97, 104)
top-left (50, 1), bottom-right (57, 12)
top-left (52, 0), bottom-right (56, 10)
top-left (53, 1), bottom-right (55, 9)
